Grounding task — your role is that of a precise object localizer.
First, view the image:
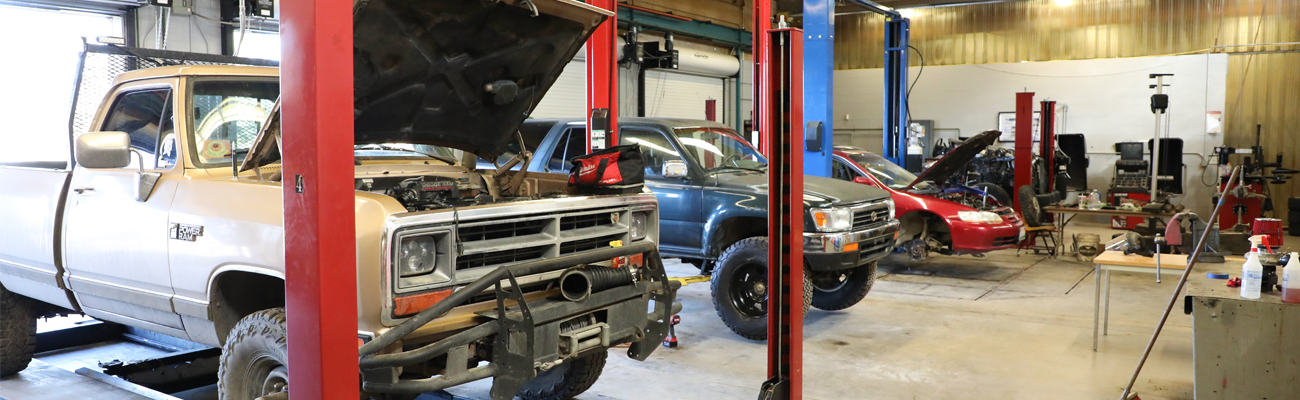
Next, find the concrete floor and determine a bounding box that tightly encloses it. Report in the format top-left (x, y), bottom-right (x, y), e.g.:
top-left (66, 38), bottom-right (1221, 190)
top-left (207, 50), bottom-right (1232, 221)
top-left (4, 222), bottom-right (1208, 400)
top-left (450, 223), bottom-right (1201, 400)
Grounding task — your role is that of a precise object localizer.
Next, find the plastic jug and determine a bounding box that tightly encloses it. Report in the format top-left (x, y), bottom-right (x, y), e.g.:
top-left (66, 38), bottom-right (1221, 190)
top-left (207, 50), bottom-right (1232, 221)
top-left (1283, 252), bottom-right (1300, 303)
top-left (1087, 190), bottom-right (1103, 210)
top-left (1241, 235), bottom-right (1266, 299)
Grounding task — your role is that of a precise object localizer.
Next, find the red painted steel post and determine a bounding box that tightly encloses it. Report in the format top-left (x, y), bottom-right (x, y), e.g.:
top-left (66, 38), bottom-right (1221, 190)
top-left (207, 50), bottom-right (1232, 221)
top-left (762, 28), bottom-right (803, 400)
top-left (1012, 91), bottom-right (1034, 213)
top-left (280, 0), bottom-right (358, 398)
top-left (753, 0), bottom-right (771, 155)
top-left (586, 0), bottom-right (618, 152)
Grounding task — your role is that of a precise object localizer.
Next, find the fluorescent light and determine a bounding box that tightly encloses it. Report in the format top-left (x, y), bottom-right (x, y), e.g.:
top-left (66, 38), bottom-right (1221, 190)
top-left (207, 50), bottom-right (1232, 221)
top-left (1054, 0), bottom-right (1073, 6)
top-left (898, 9), bottom-right (915, 18)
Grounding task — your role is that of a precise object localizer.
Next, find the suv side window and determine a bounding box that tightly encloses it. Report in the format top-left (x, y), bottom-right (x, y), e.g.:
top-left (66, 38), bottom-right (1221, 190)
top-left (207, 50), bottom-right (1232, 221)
top-left (100, 89), bottom-right (174, 170)
top-left (546, 127), bottom-right (588, 172)
top-left (619, 127), bottom-right (682, 177)
top-left (832, 160), bottom-right (860, 181)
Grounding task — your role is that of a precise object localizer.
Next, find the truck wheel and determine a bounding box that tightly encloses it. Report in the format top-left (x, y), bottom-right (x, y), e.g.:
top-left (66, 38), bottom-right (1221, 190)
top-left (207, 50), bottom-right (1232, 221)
top-left (219, 308), bottom-right (290, 400)
top-left (517, 351), bottom-right (607, 400)
top-left (810, 262), bottom-right (876, 311)
top-left (710, 237), bottom-right (812, 341)
top-left (971, 182), bottom-right (1012, 207)
top-left (0, 284), bottom-right (37, 377)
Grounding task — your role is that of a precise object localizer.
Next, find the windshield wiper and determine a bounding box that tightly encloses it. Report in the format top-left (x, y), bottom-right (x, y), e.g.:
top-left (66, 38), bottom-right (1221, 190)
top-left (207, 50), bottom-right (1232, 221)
top-left (355, 145), bottom-right (458, 165)
top-left (707, 166), bottom-right (766, 174)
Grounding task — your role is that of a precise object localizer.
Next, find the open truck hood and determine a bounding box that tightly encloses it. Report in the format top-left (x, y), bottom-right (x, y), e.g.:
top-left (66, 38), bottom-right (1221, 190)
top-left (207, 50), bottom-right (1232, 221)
top-left (353, 0), bottom-right (609, 161)
top-left (905, 130), bottom-right (1001, 190)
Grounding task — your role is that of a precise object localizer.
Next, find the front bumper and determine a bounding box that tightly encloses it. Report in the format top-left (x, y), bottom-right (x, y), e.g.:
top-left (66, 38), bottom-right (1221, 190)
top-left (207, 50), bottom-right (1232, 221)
top-left (358, 241), bottom-right (678, 398)
top-left (803, 219), bottom-right (900, 271)
top-left (948, 219), bottom-right (1024, 253)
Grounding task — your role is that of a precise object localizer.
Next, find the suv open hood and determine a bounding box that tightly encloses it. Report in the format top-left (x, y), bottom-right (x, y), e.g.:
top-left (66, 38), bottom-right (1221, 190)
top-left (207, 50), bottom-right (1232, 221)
top-left (353, 0), bottom-right (610, 161)
top-left (905, 130), bottom-right (1001, 190)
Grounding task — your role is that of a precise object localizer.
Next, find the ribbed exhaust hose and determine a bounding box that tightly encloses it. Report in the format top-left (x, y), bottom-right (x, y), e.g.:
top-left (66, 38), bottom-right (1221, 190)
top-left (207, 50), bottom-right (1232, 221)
top-left (559, 266), bottom-right (634, 302)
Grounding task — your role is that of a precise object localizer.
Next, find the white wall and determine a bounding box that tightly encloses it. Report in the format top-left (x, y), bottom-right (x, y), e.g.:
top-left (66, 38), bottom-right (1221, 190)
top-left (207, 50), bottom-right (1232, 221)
top-left (834, 54), bottom-right (1229, 217)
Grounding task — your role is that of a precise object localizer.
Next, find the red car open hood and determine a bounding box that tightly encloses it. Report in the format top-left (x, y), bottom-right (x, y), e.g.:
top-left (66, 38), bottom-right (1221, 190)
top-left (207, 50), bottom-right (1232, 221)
top-left (905, 130), bottom-right (1001, 190)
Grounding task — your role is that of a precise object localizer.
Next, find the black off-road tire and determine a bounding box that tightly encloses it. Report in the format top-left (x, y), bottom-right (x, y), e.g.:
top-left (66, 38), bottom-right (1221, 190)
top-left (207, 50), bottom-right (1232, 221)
top-left (1, 284), bottom-right (37, 377)
top-left (710, 237), bottom-right (812, 341)
top-left (1288, 197), bottom-right (1300, 211)
top-left (811, 262), bottom-right (877, 311)
top-left (517, 351), bottom-right (607, 400)
top-left (219, 308), bottom-right (290, 400)
top-left (971, 182), bottom-right (1012, 207)
top-left (1019, 185), bottom-right (1043, 227)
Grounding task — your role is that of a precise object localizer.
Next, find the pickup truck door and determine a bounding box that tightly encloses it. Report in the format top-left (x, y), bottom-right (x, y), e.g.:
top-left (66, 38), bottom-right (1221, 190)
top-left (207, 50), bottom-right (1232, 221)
top-left (617, 127), bottom-right (705, 255)
top-left (62, 82), bottom-right (186, 333)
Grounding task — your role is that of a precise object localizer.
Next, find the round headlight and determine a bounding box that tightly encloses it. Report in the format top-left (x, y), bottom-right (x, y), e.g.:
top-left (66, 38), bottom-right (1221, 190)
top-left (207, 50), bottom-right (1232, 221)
top-left (399, 236), bottom-right (437, 277)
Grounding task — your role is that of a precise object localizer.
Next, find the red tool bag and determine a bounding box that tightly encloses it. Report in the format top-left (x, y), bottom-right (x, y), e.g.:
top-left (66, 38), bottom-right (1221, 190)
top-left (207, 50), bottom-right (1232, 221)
top-left (568, 144), bottom-right (645, 195)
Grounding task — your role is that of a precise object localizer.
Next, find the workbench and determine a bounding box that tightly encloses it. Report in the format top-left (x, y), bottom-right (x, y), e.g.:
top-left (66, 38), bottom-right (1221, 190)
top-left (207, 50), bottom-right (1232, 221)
top-left (1044, 206), bottom-right (1177, 256)
top-left (1090, 250), bottom-right (1245, 351)
top-left (1184, 274), bottom-right (1300, 399)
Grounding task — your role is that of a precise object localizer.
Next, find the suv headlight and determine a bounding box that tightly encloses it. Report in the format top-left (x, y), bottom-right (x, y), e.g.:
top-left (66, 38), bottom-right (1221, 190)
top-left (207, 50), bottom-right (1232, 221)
top-left (810, 207), bottom-right (853, 232)
top-left (957, 211), bottom-right (1003, 224)
top-left (884, 199), bottom-right (895, 219)
top-left (630, 212), bottom-right (649, 241)
top-left (398, 235), bottom-right (437, 277)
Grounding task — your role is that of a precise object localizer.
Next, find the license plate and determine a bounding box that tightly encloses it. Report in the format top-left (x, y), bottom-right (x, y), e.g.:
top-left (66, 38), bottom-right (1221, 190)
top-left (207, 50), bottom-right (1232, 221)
top-left (1019, 227), bottom-right (1027, 241)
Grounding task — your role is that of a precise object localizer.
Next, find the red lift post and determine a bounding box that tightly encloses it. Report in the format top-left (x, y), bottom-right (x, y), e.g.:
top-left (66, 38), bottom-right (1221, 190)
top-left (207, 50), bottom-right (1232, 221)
top-left (757, 28), bottom-right (804, 400)
top-left (586, 0), bottom-right (619, 151)
top-left (280, 0), bottom-right (359, 398)
top-left (1012, 91), bottom-right (1035, 213)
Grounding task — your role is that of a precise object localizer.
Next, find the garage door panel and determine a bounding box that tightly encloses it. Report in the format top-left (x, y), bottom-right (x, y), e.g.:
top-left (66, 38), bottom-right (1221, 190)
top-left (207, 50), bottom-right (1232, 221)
top-left (644, 71), bottom-right (725, 121)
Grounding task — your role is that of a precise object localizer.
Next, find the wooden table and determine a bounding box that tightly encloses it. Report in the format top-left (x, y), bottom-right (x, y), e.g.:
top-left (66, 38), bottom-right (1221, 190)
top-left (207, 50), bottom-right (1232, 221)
top-left (1043, 206), bottom-right (1178, 256)
top-left (1090, 250), bottom-right (1245, 350)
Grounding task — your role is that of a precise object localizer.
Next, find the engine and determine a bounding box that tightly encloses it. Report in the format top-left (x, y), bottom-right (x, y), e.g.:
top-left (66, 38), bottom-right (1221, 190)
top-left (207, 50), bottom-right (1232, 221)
top-left (359, 175), bottom-right (490, 211)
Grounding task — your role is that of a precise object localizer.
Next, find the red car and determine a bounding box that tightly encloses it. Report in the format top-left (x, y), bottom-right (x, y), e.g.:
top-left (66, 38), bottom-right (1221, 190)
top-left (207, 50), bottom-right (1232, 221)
top-left (830, 131), bottom-right (1025, 259)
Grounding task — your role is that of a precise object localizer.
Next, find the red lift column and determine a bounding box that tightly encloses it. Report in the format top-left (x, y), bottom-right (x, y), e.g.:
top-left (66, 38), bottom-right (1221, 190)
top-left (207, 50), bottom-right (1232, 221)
top-left (1012, 91), bottom-right (1034, 213)
top-left (280, 0), bottom-right (359, 398)
top-left (758, 28), bottom-right (804, 400)
top-left (1038, 99), bottom-right (1057, 209)
top-left (586, 0), bottom-right (618, 151)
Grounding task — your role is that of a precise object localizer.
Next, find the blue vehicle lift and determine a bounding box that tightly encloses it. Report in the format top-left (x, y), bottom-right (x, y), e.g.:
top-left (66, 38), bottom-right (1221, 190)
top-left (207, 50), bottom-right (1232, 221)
top-left (802, 0), bottom-right (910, 175)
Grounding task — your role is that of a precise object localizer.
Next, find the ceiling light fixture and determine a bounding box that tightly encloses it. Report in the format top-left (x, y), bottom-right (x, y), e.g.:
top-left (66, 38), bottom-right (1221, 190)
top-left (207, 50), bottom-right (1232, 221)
top-left (1054, 0), bottom-right (1074, 6)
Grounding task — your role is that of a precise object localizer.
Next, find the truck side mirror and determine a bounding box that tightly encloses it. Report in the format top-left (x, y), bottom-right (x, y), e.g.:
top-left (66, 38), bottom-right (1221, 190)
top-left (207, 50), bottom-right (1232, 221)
top-left (663, 160), bottom-right (688, 178)
top-left (75, 131), bottom-right (131, 169)
top-left (853, 177), bottom-right (875, 185)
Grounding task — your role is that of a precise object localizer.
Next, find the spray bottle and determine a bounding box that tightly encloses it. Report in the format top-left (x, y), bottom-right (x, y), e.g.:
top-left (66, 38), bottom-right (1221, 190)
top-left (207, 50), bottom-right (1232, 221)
top-left (1241, 235), bottom-right (1267, 299)
top-left (1282, 252), bottom-right (1300, 303)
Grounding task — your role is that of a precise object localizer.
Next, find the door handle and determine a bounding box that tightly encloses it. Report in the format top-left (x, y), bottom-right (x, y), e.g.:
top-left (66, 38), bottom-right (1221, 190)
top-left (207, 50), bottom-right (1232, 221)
top-left (73, 187), bottom-right (95, 195)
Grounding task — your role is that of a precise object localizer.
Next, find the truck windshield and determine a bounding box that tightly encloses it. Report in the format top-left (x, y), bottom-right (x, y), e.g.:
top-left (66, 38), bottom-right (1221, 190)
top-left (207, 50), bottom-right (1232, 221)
top-left (845, 152), bottom-right (921, 190)
top-left (670, 127), bottom-right (766, 172)
top-left (189, 79), bottom-right (280, 168)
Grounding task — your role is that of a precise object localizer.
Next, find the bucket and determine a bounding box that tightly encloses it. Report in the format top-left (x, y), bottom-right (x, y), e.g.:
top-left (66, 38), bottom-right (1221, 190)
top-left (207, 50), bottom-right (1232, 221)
top-left (1075, 233), bottom-right (1102, 262)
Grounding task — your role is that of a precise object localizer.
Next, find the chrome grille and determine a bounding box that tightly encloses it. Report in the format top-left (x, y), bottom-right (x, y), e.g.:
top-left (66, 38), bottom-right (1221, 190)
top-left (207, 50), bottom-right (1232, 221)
top-left (851, 202), bottom-right (890, 231)
top-left (453, 207), bottom-right (631, 278)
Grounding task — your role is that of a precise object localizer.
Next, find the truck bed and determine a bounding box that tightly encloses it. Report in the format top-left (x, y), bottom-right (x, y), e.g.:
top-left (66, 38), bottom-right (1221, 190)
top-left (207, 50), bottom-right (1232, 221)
top-left (0, 164), bottom-right (77, 310)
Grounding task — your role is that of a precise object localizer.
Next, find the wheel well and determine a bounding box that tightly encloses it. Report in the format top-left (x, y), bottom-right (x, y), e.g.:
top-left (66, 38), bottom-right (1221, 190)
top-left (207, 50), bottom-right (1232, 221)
top-left (210, 271), bottom-right (285, 345)
top-left (709, 216), bottom-right (767, 257)
top-left (897, 211), bottom-right (948, 244)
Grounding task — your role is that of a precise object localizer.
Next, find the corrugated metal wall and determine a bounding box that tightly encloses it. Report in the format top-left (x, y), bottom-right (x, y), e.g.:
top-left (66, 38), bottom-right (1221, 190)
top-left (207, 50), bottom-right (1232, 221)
top-left (836, 0), bottom-right (1300, 222)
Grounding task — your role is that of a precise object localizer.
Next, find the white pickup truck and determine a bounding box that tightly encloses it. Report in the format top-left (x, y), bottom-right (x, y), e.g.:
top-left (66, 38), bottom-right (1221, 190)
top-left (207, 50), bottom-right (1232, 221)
top-left (0, 1), bottom-right (677, 399)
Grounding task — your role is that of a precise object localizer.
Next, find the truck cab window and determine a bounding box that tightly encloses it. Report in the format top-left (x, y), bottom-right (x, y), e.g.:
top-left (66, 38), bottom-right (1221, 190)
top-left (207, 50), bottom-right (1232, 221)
top-left (546, 128), bottom-right (588, 172)
top-left (189, 80), bottom-right (280, 168)
top-left (619, 128), bottom-right (682, 177)
top-left (100, 89), bottom-right (173, 170)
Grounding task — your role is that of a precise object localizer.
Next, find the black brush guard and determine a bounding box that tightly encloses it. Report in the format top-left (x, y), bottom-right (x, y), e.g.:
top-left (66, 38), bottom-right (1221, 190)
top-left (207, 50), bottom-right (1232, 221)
top-left (358, 241), bottom-right (678, 399)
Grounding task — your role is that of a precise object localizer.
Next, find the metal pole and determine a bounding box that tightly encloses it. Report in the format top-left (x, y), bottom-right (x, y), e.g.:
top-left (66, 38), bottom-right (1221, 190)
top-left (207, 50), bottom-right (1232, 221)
top-left (280, 0), bottom-right (359, 397)
top-left (1119, 166), bottom-right (1243, 400)
top-left (1150, 75), bottom-right (1164, 202)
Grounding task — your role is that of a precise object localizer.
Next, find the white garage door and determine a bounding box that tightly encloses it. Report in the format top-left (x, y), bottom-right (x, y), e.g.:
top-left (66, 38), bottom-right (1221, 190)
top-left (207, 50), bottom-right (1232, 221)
top-left (529, 59), bottom-right (586, 119)
top-left (0, 5), bottom-right (121, 163)
top-left (643, 71), bottom-right (725, 121)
